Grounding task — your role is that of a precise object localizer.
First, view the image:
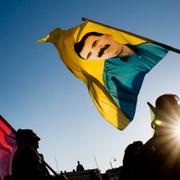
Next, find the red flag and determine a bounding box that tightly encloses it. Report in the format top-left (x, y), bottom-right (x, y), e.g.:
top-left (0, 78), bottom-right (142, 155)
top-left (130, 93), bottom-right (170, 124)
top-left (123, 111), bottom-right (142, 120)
top-left (0, 115), bottom-right (16, 180)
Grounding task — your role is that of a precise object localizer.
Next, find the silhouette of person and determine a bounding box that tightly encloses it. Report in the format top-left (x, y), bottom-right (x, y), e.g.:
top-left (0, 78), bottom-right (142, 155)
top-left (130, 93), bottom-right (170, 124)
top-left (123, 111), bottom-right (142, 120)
top-left (136, 94), bottom-right (180, 180)
top-left (76, 161), bottom-right (84, 172)
top-left (119, 141), bottom-right (143, 179)
top-left (12, 129), bottom-right (68, 180)
top-left (4, 175), bottom-right (13, 180)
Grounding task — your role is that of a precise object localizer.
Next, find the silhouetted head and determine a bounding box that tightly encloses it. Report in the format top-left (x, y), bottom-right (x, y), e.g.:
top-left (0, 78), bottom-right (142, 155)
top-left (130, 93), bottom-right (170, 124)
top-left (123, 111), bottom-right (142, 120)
top-left (16, 129), bottom-right (40, 149)
top-left (154, 94), bottom-right (179, 126)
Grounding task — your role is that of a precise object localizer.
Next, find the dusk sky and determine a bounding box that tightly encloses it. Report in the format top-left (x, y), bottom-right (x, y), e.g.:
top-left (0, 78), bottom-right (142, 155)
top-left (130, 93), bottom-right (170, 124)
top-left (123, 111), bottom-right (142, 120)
top-left (1, 0), bottom-right (180, 173)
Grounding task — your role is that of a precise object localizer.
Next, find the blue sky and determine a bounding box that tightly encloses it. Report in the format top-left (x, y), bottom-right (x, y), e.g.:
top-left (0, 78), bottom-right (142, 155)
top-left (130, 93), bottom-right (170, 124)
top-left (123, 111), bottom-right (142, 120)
top-left (0, 0), bottom-right (180, 173)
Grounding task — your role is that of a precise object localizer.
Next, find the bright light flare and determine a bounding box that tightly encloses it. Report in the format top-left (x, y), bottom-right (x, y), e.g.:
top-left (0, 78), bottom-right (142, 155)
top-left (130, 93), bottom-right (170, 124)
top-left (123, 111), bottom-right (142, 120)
top-left (158, 111), bottom-right (180, 167)
top-left (172, 119), bottom-right (180, 138)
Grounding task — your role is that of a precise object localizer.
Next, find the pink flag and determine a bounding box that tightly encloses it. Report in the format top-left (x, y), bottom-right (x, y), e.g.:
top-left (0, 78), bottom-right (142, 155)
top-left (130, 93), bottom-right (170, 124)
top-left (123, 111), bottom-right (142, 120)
top-left (0, 115), bottom-right (16, 180)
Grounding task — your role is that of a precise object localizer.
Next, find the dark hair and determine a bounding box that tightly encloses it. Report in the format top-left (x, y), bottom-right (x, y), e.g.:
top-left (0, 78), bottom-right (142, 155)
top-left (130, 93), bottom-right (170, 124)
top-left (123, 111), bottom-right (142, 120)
top-left (16, 129), bottom-right (40, 143)
top-left (155, 94), bottom-right (179, 110)
top-left (74, 32), bottom-right (103, 59)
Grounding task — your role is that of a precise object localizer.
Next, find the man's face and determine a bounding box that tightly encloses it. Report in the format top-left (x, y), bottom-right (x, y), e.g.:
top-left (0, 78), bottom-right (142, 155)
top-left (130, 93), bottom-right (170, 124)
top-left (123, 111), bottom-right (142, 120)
top-left (30, 132), bottom-right (40, 149)
top-left (80, 34), bottom-right (125, 60)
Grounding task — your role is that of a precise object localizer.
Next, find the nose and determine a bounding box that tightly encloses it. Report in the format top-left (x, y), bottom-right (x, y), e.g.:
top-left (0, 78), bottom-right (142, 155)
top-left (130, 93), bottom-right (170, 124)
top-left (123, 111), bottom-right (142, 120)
top-left (34, 135), bottom-right (40, 141)
top-left (37, 136), bottom-right (40, 141)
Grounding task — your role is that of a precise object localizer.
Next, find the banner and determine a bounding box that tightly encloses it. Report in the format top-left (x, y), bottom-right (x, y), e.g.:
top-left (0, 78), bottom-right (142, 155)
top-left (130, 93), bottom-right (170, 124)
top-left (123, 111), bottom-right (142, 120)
top-left (38, 18), bottom-right (178, 130)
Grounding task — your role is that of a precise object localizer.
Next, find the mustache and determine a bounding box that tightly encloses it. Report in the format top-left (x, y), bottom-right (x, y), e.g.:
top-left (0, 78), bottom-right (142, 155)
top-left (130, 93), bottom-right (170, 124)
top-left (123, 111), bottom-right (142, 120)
top-left (98, 44), bottom-right (110, 57)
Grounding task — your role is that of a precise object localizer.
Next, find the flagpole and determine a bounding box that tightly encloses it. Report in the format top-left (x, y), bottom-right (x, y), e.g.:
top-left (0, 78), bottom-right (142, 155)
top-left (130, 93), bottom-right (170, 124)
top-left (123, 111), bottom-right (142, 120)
top-left (93, 154), bottom-right (103, 180)
top-left (82, 17), bottom-right (180, 54)
top-left (54, 157), bottom-right (59, 172)
top-left (42, 157), bottom-right (59, 176)
top-left (93, 154), bottom-right (99, 170)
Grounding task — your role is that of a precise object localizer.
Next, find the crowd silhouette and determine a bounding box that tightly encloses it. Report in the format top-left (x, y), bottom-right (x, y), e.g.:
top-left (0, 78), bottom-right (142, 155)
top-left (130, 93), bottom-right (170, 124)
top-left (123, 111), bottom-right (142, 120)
top-left (10, 94), bottom-right (180, 180)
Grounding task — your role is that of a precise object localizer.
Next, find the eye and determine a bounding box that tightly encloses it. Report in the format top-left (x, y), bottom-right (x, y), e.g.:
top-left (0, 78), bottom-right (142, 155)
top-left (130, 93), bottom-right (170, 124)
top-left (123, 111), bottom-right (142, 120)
top-left (92, 40), bottom-right (97, 47)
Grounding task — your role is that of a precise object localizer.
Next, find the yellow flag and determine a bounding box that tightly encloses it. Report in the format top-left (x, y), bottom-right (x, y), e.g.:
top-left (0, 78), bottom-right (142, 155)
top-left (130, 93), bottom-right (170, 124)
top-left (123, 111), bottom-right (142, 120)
top-left (39, 18), bottom-right (169, 130)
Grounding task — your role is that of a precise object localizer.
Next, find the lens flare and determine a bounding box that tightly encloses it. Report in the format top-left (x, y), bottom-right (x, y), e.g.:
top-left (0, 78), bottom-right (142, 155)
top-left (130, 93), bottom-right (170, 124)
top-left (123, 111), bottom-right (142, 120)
top-left (158, 110), bottom-right (180, 167)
